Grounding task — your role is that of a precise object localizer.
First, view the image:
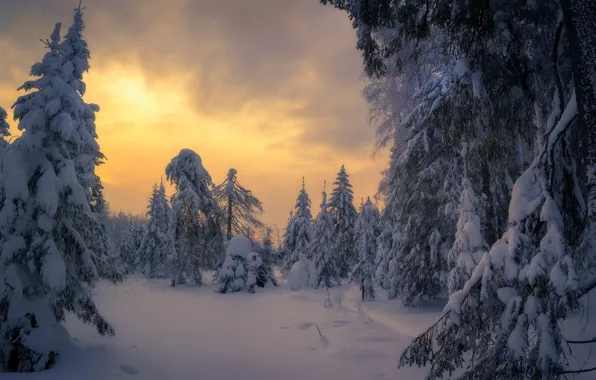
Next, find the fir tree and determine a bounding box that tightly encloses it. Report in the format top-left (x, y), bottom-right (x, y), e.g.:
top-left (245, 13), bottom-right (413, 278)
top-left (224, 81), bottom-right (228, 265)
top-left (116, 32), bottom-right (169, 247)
top-left (214, 168), bottom-right (265, 240)
top-left (447, 175), bottom-right (488, 295)
top-left (311, 183), bottom-right (341, 288)
top-left (166, 149), bottom-right (223, 286)
top-left (328, 165), bottom-right (358, 277)
top-left (0, 107), bottom-right (10, 153)
top-left (60, 5), bottom-right (121, 284)
top-left (281, 179), bottom-right (312, 275)
top-left (256, 228), bottom-right (277, 287)
top-left (117, 221), bottom-right (145, 275)
top-left (350, 198), bottom-right (381, 301)
top-left (216, 236), bottom-right (252, 293)
top-left (137, 180), bottom-right (171, 279)
top-left (0, 23), bottom-right (114, 372)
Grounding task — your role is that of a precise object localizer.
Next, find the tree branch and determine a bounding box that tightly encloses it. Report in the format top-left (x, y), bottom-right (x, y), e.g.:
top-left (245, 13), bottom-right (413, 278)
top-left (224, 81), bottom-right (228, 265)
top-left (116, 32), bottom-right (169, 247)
top-left (558, 365), bottom-right (596, 375)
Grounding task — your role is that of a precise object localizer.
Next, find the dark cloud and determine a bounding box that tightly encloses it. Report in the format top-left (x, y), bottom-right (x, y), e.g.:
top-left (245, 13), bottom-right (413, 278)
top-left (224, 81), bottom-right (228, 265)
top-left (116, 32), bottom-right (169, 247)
top-left (0, 0), bottom-right (373, 154)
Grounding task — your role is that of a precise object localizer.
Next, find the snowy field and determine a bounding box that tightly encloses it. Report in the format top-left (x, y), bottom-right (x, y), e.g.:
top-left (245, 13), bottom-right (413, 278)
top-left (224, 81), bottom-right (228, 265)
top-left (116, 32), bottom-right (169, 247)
top-left (5, 276), bottom-right (596, 380)
top-left (5, 276), bottom-right (439, 380)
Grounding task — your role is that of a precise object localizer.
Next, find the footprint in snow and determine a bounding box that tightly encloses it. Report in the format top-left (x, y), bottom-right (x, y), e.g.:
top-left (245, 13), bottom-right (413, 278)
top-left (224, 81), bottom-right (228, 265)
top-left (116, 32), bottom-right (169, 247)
top-left (120, 365), bottom-right (140, 375)
top-left (298, 322), bottom-right (314, 330)
top-left (332, 320), bottom-right (350, 327)
top-left (280, 326), bottom-right (291, 330)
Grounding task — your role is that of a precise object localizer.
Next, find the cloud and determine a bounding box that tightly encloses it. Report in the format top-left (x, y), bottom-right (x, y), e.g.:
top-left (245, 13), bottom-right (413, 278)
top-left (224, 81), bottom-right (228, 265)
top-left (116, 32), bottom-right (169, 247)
top-left (0, 0), bottom-right (386, 228)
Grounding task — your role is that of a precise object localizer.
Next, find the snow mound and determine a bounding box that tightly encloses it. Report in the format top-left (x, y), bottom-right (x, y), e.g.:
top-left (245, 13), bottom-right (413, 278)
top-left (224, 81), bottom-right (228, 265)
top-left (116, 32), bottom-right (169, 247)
top-left (288, 254), bottom-right (318, 291)
top-left (226, 236), bottom-right (252, 258)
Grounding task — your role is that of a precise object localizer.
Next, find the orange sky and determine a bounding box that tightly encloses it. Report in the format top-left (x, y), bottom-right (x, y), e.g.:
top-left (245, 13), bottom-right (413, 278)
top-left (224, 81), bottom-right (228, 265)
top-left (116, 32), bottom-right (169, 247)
top-left (0, 0), bottom-right (388, 230)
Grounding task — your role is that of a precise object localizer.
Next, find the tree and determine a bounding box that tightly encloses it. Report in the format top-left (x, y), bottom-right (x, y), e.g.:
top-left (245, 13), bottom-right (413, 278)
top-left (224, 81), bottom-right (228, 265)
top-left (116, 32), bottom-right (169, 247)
top-left (350, 198), bottom-right (381, 301)
top-left (60, 5), bottom-right (120, 284)
top-left (0, 22), bottom-right (114, 372)
top-left (328, 165), bottom-right (358, 277)
top-left (0, 107), bottom-right (10, 153)
top-left (137, 180), bottom-right (171, 279)
top-left (256, 228), bottom-right (277, 287)
top-left (116, 221), bottom-right (145, 275)
top-left (214, 168), bottom-right (265, 240)
top-left (447, 175), bottom-right (488, 295)
top-left (166, 149), bottom-right (223, 286)
top-left (319, 0), bottom-right (595, 378)
top-left (281, 179), bottom-right (312, 275)
top-left (216, 236), bottom-right (252, 293)
top-left (311, 183), bottom-right (341, 288)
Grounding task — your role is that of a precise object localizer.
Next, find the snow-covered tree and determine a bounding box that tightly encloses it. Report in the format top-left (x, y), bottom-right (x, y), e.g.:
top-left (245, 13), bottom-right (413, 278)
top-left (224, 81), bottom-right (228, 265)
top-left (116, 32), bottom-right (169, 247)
top-left (246, 252), bottom-right (263, 293)
top-left (0, 107), bottom-right (10, 153)
top-left (281, 179), bottom-right (312, 275)
top-left (117, 221), bottom-right (145, 274)
top-left (60, 6), bottom-right (120, 284)
top-left (328, 165), bottom-right (358, 277)
top-left (288, 253), bottom-right (318, 291)
top-left (106, 211), bottom-right (145, 257)
top-left (166, 149), bottom-right (223, 286)
top-left (216, 236), bottom-right (252, 293)
top-left (350, 198), bottom-right (381, 301)
top-left (447, 176), bottom-right (489, 295)
top-left (311, 184), bottom-right (341, 288)
top-left (214, 168), bottom-right (265, 240)
top-left (256, 228), bottom-right (277, 287)
top-left (0, 23), bottom-right (114, 372)
top-left (137, 180), bottom-right (171, 279)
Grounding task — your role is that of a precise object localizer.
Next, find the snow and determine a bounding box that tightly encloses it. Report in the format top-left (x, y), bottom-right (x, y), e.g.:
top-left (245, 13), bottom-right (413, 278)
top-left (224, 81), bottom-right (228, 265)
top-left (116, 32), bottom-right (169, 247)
top-left (226, 235), bottom-right (253, 259)
top-left (12, 276), bottom-right (444, 380)
top-left (288, 254), bottom-right (317, 290)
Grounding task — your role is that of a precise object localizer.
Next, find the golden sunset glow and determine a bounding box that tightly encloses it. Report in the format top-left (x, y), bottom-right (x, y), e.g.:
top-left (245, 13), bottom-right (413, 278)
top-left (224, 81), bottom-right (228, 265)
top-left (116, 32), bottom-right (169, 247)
top-left (0, 0), bottom-right (387, 229)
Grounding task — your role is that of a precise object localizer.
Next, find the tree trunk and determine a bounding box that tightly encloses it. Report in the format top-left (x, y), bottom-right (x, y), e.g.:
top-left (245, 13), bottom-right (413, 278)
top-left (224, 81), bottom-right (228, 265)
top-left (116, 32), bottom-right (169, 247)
top-left (227, 196), bottom-right (233, 240)
top-left (561, 0), bottom-right (596, 236)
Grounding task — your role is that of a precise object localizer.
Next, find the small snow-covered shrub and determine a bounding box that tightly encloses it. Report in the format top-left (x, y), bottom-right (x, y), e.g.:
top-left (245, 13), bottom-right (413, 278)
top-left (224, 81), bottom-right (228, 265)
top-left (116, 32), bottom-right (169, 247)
top-left (215, 236), bottom-right (252, 293)
top-left (288, 253), bottom-right (318, 291)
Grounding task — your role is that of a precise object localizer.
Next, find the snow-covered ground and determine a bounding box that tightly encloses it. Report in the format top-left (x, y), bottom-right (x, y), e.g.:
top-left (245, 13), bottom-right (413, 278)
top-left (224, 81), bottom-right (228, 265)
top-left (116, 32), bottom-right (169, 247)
top-left (6, 276), bottom-right (596, 380)
top-left (7, 277), bottom-right (438, 380)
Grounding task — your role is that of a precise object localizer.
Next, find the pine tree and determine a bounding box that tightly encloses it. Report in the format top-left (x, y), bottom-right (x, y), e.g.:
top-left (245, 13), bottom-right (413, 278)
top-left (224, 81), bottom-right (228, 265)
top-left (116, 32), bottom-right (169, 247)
top-left (328, 165), bottom-right (358, 277)
top-left (117, 221), bottom-right (145, 274)
top-left (166, 149), bottom-right (223, 286)
top-left (350, 198), bottom-right (381, 301)
top-left (311, 183), bottom-right (341, 288)
top-left (447, 175), bottom-right (488, 295)
top-left (137, 180), bottom-right (171, 279)
top-left (214, 168), bottom-right (265, 240)
top-left (0, 107), bottom-right (10, 153)
top-left (0, 22), bottom-right (114, 372)
top-left (281, 179), bottom-right (312, 275)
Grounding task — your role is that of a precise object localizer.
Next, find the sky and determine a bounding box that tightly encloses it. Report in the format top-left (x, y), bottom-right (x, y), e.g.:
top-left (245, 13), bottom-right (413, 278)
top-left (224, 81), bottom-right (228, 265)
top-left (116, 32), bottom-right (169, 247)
top-left (0, 0), bottom-right (388, 232)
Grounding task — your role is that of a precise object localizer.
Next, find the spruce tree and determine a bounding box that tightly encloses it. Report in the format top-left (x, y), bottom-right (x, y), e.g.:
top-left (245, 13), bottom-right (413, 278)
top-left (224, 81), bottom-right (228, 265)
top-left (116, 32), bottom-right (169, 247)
top-left (311, 183), bottom-right (341, 288)
top-left (350, 198), bottom-right (381, 301)
top-left (0, 22), bottom-right (114, 372)
top-left (166, 149), bottom-right (223, 286)
top-left (117, 221), bottom-right (145, 275)
top-left (60, 5), bottom-right (121, 284)
top-left (447, 176), bottom-right (488, 295)
top-left (137, 180), bottom-right (171, 279)
top-left (0, 107), bottom-right (10, 153)
top-left (328, 165), bottom-right (358, 277)
top-left (256, 228), bottom-right (277, 287)
top-left (281, 179), bottom-right (312, 275)
top-left (216, 236), bottom-right (252, 293)
top-left (214, 168), bottom-right (265, 240)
